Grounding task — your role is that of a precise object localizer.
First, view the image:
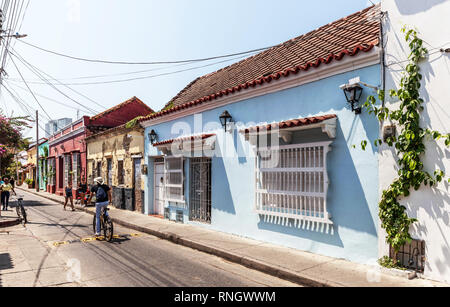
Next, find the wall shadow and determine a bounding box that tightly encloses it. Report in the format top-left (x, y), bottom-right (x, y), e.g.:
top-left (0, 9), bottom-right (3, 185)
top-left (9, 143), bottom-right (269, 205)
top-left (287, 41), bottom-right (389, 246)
top-left (211, 156), bottom-right (236, 215)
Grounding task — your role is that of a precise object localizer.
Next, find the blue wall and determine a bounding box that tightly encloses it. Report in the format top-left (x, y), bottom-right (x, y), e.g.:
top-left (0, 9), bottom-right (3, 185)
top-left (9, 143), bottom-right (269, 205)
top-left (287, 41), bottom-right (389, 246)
top-left (144, 64), bottom-right (381, 264)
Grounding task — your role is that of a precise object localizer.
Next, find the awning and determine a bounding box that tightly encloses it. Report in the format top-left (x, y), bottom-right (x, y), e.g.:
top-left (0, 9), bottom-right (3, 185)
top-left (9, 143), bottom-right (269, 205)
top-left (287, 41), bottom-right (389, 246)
top-left (153, 134), bottom-right (216, 154)
top-left (240, 114), bottom-right (337, 144)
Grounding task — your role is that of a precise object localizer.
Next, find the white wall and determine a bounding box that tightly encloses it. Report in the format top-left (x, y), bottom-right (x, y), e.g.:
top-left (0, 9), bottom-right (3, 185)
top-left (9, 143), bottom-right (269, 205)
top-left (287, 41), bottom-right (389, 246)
top-left (381, 0), bottom-right (450, 283)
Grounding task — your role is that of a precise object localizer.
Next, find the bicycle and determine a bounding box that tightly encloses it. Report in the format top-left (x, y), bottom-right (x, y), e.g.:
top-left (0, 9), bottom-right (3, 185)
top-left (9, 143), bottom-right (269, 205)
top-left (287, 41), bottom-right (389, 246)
top-left (11, 195), bottom-right (27, 224)
top-left (92, 206), bottom-right (114, 242)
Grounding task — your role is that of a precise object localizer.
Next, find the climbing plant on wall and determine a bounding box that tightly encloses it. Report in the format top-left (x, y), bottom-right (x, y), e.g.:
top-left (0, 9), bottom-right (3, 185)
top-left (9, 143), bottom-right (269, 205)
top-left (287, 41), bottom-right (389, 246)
top-left (361, 26), bottom-right (449, 263)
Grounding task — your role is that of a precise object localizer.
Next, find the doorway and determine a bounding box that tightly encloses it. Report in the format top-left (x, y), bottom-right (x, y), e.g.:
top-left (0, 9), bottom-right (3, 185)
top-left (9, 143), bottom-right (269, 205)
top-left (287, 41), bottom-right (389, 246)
top-left (154, 161), bottom-right (165, 216)
top-left (133, 158), bottom-right (142, 212)
top-left (189, 158), bottom-right (212, 224)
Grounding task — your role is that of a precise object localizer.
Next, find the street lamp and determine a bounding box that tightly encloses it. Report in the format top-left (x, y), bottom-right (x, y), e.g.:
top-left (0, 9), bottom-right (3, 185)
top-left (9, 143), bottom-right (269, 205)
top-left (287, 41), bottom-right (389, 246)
top-left (149, 130), bottom-right (158, 144)
top-left (219, 110), bottom-right (234, 132)
top-left (340, 84), bottom-right (363, 114)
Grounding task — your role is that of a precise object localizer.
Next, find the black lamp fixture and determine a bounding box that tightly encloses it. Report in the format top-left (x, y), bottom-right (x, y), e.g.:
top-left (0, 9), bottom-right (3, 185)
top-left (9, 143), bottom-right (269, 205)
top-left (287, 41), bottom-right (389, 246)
top-left (219, 110), bottom-right (234, 132)
top-left (149, 129), bottom-right (158, 144)
top-left (341, 84), bottom-right (363, 114)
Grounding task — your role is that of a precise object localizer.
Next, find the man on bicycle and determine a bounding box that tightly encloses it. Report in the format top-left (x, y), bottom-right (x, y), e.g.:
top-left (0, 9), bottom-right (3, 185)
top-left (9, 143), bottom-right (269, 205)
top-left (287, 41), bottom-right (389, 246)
top-left (87, 177), bottom-right (112, 237)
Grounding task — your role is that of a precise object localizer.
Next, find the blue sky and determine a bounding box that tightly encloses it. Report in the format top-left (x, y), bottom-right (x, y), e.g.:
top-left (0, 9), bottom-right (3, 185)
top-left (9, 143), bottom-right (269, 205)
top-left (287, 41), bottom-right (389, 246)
top-left (0, 0), bottom-right (379, 139)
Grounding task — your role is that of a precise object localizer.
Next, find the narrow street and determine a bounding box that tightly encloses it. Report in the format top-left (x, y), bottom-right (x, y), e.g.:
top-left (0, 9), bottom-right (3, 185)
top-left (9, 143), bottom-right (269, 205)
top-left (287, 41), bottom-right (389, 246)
top-left (0, 190), bottom-right (298, 287)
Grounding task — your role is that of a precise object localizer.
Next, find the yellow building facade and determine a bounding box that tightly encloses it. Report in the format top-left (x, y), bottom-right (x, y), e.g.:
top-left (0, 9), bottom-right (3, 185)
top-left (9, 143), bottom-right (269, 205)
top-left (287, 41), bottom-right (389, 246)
top-left (86, 125), bottom-right (146, 213)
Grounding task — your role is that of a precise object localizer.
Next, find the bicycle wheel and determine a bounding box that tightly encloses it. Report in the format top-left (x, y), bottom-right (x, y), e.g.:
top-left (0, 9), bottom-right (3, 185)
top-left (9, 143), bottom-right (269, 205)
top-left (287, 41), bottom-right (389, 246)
top-left (20, 205), bottom-right (27, 224)
top-left (16, 201), bottom-right (23, 219)
top-left (103, 216), bottom-right (114, 242)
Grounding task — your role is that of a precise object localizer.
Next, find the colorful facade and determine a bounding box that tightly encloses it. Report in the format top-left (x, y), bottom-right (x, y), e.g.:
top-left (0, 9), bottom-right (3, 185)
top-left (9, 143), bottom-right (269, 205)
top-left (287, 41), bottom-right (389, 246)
top-left (141, 5), bottom-right (382, 264)
top-left (86, 124), bottom-right (148, 213)
top-left (47, 117), bottom-right (90, 195)
top-left (46, 96), bottom-right (154, 198)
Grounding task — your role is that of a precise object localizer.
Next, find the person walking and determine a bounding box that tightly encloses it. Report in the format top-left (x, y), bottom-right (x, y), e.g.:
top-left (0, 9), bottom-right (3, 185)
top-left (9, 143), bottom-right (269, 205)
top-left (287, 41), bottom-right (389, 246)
top-left (77, 178), bottom-right (88, 208)
top-left (87, 177), bottom-right (112, 237)
top-left (64, 182), bottom-right (75, 211)
top-left (1, 178), bottom-right (16, 212)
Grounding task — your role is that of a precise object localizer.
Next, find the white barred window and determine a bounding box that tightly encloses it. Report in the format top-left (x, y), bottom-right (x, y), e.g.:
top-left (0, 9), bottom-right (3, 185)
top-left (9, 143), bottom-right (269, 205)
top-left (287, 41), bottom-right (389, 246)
top-left (255, 141), bottom-right (333, 227)
top-left (164, 157), bottom-right (185, 203)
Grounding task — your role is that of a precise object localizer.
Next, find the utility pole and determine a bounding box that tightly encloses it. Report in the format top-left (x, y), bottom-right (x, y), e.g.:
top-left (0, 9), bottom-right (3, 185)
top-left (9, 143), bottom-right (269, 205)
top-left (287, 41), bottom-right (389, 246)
top-left (36, 110), bottom-right (39, 192)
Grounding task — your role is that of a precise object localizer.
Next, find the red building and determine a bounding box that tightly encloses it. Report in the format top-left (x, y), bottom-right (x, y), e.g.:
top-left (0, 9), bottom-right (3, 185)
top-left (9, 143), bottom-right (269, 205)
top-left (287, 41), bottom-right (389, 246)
top-left (47, 97), bottom-right (153, 196)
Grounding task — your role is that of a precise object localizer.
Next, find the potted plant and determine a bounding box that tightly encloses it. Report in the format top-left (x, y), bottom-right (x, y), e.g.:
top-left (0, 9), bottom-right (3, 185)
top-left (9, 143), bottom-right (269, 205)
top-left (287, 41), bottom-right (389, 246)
top-left (25, 178), bottom-right (35, 189)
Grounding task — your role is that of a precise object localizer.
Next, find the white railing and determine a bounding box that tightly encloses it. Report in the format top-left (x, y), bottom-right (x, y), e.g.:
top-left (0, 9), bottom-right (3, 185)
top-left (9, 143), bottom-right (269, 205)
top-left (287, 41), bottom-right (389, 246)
top-left (255, 142), bottom-right (333, 230)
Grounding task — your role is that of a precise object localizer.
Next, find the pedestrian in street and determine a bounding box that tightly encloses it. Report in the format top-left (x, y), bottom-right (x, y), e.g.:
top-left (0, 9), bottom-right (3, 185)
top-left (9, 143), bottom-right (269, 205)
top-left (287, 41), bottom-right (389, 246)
top-left (87, 177), bottom-right (112, 237)
top-left (64, 182), bottom-right (75, 211)
top-left (9, 177), bottom-right (15, 188)
top-left (1, 177), bottom-right (16, 212)
top-left (77, 178), bottom-right (88, 208)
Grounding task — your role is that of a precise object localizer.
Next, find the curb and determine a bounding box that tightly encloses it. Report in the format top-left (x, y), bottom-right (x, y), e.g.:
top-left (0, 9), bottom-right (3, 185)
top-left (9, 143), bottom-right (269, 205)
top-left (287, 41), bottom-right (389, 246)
top-left (17, 187), bottom-right (334, 287)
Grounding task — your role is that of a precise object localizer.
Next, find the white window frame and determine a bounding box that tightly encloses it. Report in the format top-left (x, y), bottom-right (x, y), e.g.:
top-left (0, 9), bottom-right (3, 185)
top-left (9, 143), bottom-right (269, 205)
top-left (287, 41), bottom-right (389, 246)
top-left (255, 141), bottom-right (333, 228)
top-left (164, 156), bottom-right (185, 204)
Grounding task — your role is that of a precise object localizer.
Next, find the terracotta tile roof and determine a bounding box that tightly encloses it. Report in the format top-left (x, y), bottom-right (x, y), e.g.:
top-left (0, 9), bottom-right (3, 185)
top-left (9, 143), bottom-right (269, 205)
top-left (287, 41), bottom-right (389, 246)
top-left (141, 4), bottom-right (380, 123)
top-left (241, 114), bottom-right (337, 134)
top-left (90, 96), bottom-right (154, 121)
top-left (153, 134), bottom-right (216, 147)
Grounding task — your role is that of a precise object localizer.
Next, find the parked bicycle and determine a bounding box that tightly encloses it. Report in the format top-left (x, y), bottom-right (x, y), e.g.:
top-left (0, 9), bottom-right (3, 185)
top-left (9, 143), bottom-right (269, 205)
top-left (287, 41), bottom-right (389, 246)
top-left (11, 195), bottom-right (27, 224)
top-left (92, 206), bottom-right (114, 242)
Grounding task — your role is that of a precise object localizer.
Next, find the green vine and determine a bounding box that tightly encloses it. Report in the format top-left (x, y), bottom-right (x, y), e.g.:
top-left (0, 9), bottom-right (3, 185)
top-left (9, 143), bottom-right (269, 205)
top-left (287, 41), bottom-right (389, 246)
top-left (362, 26), bottom-right (449, 262)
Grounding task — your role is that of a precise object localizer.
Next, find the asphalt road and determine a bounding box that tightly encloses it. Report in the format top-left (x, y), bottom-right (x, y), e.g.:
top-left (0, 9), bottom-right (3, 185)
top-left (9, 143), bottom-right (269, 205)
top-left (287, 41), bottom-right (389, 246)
top-left (0, 190), bottom-right (298, 287)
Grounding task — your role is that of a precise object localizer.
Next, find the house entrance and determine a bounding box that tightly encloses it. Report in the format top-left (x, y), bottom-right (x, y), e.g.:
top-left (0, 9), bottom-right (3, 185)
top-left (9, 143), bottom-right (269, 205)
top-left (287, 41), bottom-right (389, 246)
top-left (154, 161), bottom-right (165, 216)
top-left (189, 158), bottom-right (211, 224)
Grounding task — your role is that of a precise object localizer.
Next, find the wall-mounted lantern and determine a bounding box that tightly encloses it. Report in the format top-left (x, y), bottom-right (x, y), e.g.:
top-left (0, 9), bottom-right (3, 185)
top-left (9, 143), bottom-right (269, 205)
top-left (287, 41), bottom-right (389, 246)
top-left (149, 130), bottom-right (158, 144)
top-left (219, 110), bottom-right (234, 132)
top-left (341, 83), bottom-right (363, 114)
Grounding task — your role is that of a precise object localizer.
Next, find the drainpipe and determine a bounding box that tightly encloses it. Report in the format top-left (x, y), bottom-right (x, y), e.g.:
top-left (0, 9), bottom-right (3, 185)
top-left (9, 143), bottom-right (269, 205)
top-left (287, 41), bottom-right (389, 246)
top-left (380, 11), bottom-right (387, 108)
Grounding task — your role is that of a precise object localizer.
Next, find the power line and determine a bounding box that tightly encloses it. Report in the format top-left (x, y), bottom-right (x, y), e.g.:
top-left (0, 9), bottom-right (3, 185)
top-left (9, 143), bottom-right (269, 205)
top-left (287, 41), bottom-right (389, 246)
top-left (8, 50), bottom-right (152, 126)
top-left (10, 49), bottom-right (105, 110)
top-left (8, 51), bottom-right (52, 119)
top-left (16, 39), bottom-right (273, 65)
top-left (7, 50), bottom-right (101, 115)
top-left (6, 80), bottom-right (96, 114)
top-left (1, 82), bottom-right (52, 135)
top-left (7, 52), bottom-right (258, 86)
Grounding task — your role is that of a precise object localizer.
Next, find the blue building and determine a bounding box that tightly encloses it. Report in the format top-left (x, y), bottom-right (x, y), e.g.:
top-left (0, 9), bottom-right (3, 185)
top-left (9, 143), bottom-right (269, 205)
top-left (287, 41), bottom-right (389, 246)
top-left (141, 5), bottom-right (382, 264)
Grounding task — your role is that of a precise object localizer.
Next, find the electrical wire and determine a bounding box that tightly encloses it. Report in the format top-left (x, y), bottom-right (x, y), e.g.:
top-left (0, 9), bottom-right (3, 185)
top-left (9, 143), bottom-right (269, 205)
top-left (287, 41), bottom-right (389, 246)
top-left (10, 50), bottom-right (106, 110)
top-left (6, 80), bottom-right (96, 114)
top-left (7, 50), bottom-right (101, 115)
top-left (16, 39), bottom-right (273, 65)
top-left (8, 51), bottom-right (52, 119)
top-left (7, 52), bottom-right (259, 86)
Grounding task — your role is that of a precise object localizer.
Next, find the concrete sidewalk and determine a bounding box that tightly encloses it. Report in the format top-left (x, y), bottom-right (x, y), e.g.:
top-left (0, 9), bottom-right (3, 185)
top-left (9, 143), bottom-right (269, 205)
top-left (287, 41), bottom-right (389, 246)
top-left (16, 185), bottom-right (449, 287)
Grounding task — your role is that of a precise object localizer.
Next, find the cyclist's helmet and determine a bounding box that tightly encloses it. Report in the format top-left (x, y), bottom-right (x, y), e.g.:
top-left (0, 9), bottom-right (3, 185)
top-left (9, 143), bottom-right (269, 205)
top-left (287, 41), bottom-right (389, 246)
top-left (94, 177), bottom-right (104, 185)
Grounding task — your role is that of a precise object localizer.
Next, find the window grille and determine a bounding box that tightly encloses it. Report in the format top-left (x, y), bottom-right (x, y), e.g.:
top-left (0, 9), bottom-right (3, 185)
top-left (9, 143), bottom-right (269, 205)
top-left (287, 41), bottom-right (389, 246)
top-left (118, 161), bottom-right (124, 185)
top-left (48, 158), bottom-right (56, 185)
top-left (390, 240), bottom-right (426, 273)
top-left (164, 157), bottom-right (185, 203)
top-left (97, 161), bottom-right (102, 178)
top-left (72, 153), bottom-right (80, 188)
top-left (64, 155), bottom-right (72, 187)
top-left (255, 142), bottom-right (333, 228)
